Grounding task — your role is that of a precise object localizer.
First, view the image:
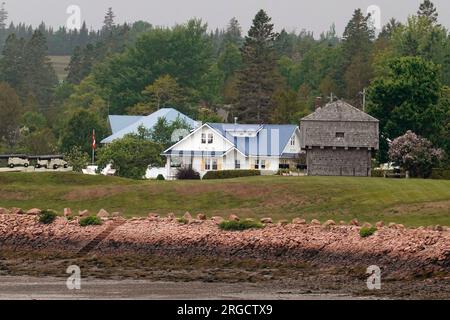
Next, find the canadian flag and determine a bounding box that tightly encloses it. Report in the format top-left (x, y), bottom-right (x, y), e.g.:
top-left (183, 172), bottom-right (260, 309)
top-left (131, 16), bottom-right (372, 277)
top-left (92, 129), bottom-right (96, 150)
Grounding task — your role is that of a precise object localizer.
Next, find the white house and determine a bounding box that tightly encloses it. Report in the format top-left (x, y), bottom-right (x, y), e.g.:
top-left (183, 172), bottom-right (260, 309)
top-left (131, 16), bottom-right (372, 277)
top-left (162, 123), bottom-right (303, 179)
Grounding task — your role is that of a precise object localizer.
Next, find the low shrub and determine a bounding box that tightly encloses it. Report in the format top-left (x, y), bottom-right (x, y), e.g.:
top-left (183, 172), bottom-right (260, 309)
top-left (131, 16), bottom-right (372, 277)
top-left (176, 167), bottom-right (200, 180)
top-left (156, 174), bottom-right (165, 180)
top-left (79, 216), bottom-right (102, 227)
top-left (177, 217), bottom-right (188, 224)
top-left (218, 220), bottom-right (264, 231)
top-left (38, 210), bottom-right (58, 224)
top-left (430, 167), bottom-right (450, 180)
top-left (360, 226), bottom-right (377, 238)
top-left (203, 170), bottom-right (261, 180)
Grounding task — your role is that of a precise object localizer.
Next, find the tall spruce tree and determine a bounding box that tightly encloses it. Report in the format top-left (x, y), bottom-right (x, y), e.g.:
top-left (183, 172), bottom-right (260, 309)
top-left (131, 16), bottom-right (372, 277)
top-left (418, 0), bottom-right (438, 24)
top-left (23, 31), bottom-right (58, 108)
top-left (0, 2), bottom-right (7, 29)
top-left (103, 7), bottom-right (115, 32)
top-left (340, 9), bottom-right (374, 107)
top-left (235, 9), bottom-right (280, 123)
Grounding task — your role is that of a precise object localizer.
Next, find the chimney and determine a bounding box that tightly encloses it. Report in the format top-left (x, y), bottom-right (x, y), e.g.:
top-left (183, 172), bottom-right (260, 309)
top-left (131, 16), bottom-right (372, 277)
top-left (315, 97), bottom-right (322, 110)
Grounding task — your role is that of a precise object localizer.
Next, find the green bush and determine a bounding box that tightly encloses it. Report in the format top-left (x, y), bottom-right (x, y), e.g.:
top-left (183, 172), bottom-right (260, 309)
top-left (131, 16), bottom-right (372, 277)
top-left (38, 210), bottom-right (58, 224)
top-left (430, 167), bottom-right (450, 180)
top-left (79, 216), bottom-right (102, 227)
top-left (177, 217), bottom-right (188, 224)
top-left (176, 167), bottom-right (200, 180)
top-left (218, 220), bottom-right (264, 231)
top-left (203, 170), bottom-right (261, 180)
top-left (156, 174), bottom-right (165, 180)
top-left (360, 227), bottom-right (378, 238)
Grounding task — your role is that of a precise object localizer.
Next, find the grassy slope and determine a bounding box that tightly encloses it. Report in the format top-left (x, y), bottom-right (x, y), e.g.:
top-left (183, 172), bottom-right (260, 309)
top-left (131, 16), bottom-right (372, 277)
top-left (0, 172), bottom-right (449, 226)
top-left (49, 55), bottom-right (71, 81)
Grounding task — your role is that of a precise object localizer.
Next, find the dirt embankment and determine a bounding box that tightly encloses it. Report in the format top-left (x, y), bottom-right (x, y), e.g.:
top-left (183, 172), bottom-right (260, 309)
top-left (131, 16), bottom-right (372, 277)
top-left (0, 214), bottom-right (449, 279)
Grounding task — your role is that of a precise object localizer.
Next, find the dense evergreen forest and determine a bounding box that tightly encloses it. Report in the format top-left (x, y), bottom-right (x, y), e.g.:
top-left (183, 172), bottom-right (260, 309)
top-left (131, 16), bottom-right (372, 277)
top-left (0, 1), bottom-right (449, 168)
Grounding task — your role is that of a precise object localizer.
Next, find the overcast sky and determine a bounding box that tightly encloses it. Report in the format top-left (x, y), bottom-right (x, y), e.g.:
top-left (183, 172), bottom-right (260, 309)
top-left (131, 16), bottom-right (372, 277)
top-left (4, 0), bottom-right (450, 36)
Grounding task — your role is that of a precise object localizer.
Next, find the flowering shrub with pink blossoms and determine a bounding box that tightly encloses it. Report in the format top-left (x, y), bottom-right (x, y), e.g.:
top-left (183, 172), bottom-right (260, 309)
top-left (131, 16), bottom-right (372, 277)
top-left (389, 131), bottom-right (445, 178)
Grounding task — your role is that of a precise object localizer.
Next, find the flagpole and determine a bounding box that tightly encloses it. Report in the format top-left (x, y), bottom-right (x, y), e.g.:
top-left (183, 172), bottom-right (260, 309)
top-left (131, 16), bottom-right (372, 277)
top-left (92, 129), bottom-right (95, 165)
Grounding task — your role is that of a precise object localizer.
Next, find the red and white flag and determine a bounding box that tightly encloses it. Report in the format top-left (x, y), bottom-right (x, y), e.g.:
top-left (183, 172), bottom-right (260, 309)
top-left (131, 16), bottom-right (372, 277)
top-left (92, 129), bottom-right (96, 150)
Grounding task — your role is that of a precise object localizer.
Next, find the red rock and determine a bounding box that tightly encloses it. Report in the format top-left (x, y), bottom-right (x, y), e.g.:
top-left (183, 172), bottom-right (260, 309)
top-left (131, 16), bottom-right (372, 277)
top-left (350, 219), bottom-right (359, 226)
top-left (211, 216), bottom-right (224, 224)
top-left (261, 217), bottom-right (273, 224)
top-left (97, 209), bottom-right (110, 218)
top-left (0, 208), bottom-right (10, 215)
top-left (167, 212), bottom-right (176, 220)
top-left (64, 208), bottom-right (72, 217)
top-left (323, 220), bottom-right (336, 227)
top-left (292, 218), bottom-right (306, 225)
top-left (111, 212), bottom-right (122, 217)
top-left (229, 214), bottom-right (240, 221)
top-left (339, 221), bottom-right (347, 225)
top-left (376, 221), bottom-right (384, 228)
top-left (78, 210), bottom-right (89, 217)
top-left (197, 213), bottom-right (207, 220)
top-left (311, 219), bottom-right (321, 225)
top-left (183, 212), bottom-right (192, 220)
top-left (362, 222), bottom-right (373, 229)
top-left (11, 207), bottom-right (24, 215)
top-left (26, 208), bottom-right (41, 215)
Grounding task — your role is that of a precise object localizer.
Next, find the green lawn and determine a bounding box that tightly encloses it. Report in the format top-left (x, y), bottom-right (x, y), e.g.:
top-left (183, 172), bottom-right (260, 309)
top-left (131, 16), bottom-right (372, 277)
top-left (0, 172), bottom-right (449, 227)
top-left (49, 55), bottom-right (71, 81)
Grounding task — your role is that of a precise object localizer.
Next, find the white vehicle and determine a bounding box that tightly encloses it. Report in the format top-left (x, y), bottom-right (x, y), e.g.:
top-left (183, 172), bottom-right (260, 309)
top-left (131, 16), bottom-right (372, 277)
top-left (7, 156), bottom-right (30, 168)
top-left (34, 155), bottom-right (68, 169)
top-left (145, 166), bottom-right (167, 179)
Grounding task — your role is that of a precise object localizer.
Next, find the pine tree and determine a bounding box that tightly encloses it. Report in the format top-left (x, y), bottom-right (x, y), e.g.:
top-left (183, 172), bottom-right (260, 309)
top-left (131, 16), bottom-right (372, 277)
top-left (103, 7), bottom-right (115, 31)
top-left (0, 2), bottom-right (7, 29)
top-left (66, 46), bottom-right (83, 84)
top-left (340, 9), bottom-right (374, 107)
top-left (22, 31), bottom-right (58, 108)
top-left (235, 9), bottom-right (281, 123)
top-left (418, 0), bottom-right (438, 24)
top-left (223, 17), bottom-right (242, 47)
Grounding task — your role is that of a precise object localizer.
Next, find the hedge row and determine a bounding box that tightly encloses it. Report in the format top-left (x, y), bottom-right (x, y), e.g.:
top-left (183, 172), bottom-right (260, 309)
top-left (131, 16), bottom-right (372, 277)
top-left (203, 170), bottom-right (261, 180)
top-left (430, 168), bottom-right (450, 180)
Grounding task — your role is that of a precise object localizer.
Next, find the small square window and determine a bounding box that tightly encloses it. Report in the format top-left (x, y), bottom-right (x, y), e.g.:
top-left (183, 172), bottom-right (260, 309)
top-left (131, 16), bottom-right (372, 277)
top-left (336, 132), bottom-right (345, 138)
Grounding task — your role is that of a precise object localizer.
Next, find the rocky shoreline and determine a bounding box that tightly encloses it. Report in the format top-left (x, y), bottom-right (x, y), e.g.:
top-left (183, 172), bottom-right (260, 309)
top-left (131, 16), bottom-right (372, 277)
top-left (0, 210), bottom-right (449, 280)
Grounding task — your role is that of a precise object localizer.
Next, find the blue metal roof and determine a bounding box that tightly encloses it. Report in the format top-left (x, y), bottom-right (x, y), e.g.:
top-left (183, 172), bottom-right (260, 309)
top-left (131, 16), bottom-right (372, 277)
top-left (101, 108), bottom-right (199, 143)
top-left (208, 123), bottom-right (298, 157)
top-left (109, 115), bottom-right (143, 134)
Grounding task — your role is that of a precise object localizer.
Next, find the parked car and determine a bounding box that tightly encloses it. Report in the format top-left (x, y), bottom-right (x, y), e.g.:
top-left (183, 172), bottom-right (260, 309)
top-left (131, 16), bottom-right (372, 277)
top-left (7, 156), bottom-right (30, 168)
top-left (34, 155), bottom-right (68, 169)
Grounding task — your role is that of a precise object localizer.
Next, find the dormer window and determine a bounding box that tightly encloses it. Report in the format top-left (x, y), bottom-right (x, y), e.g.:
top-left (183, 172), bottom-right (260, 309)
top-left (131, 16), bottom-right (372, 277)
top-left (336, 132), bottom-right (345, 138)
top-left (201, 133), bottom-right (206, 144)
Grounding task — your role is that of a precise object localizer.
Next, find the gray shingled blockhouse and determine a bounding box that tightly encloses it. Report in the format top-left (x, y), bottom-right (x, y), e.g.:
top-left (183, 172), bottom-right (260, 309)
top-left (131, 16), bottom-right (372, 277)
top-left (300, 100), bottom-right (379, 177)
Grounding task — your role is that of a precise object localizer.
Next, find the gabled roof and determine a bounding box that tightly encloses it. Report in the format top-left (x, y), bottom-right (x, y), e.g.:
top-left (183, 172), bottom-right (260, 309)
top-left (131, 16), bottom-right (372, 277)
top-left (301, 100), bottom-right (379, 122)
top-left (101, 108), bottom-right (199, 143)
top-left (207, 123), bottom-right (298, 157)
top-left (109, 115), bottom-right (143, 134)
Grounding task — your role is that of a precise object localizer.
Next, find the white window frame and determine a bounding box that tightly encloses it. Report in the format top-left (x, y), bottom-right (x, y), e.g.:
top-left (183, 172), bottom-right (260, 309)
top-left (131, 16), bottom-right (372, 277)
top-left (261, 159), bottom-right (266, 169)
top-left (208, 133), bottom-right (213, 144)
top-left (235, 159), bottom-right (241, 169)
top-left (201, 133), bottom-right (206, 144)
